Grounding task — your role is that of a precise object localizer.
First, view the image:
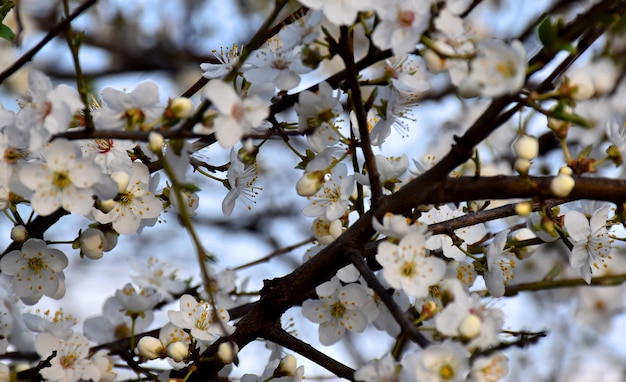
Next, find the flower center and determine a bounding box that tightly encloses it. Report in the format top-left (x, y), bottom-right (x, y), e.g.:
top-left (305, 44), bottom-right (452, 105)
top-left (439, 364), bottom-right (455, 379)
top-left (114, 323), bottom-right (130, 339)
top-left (118, 191), bottom-right (134, 206)
top-left (495, 60), bottom-right (516, 78)
top-left (60, 354), bottom-right (77, 369)
top-left (400, 261), bottom-right (416, 277)
top-left (330, 301), bottom-right (346, 318)
top-left (53, 171), bottom-right (72, 190)
top-left (231, 103), bottom-right (244, 122)
top-left (28, 257), bottom-right (44, 274)
top-left (397, 9), bottom-right (415, 27)
top-left (95, 138), bottom-right (114, 153)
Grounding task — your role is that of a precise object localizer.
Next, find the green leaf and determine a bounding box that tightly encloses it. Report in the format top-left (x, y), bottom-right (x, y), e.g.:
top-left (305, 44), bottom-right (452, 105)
top-left (0, 23), bottom-right (14, 42)
top-left (0, 0), bottom-right (14, 43)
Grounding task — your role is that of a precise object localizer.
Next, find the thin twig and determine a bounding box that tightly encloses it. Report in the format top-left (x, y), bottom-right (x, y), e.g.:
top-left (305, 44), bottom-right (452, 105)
top-left (0, 0), bottom-right (97, 83)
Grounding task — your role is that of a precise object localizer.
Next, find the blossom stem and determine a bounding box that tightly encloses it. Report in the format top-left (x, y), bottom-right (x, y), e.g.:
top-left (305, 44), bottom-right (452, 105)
top-left (346, 249), bottom-right (430, 348)
top-left (62, 0), bottom-right (95, 132)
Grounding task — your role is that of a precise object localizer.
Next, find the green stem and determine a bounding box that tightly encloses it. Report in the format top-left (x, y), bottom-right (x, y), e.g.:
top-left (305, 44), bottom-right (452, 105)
top-left (62, 0), bottom-right (94, 132)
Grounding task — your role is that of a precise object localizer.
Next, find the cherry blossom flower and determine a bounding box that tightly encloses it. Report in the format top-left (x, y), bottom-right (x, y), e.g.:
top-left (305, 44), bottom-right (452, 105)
top-left (222, 148), bottom-right (261, 216)
top-left (295, 81), bottom-right (342, 133)
top-left (93, 81), bottom-right (163, 131)
top-left (35, 332), bottom-right (100, 382)
top-left (297, 0), bottom-right (372, 26)
top-left (484, 229), bottom-right (513, 298)
top-left (469, 351), bottom-right (509, 382)
top-left (460, 39), bottom-right (527, 97)
top-left (354, 353), bottom-right (401, 382)
top-left (301, 277), bottom-right (368, 345)
top-left (241, 357), bottom-right (304, 382)
top-left (303, 163), bottom-right (355, 221)
top-left (168, 294), bottom-right (235, 342)
top-left (419, 204), bottom-right (485, 261)
top-left (376, 226), bottom-right (445, 298)
top-left (200, 44), bottom-right (247, 79)
top-left (203, 80), bottom-right (269, 148)
top-left (0, 239), bottom-right (68, 305)
top-left (114, 283), bottom-right (161, 316)
top-left (244, 39), bottom-right (312, 91)
top-left (92, 162), bottom-right (162, 235)
top-left (372, 212), bottom-right (417, 239)
top-left (130, 257), bottom-right (187, 302)
top-left (80, 138), bottom-right (134, 174)
top-left (372, 0), bottom-right (431, 55)
top-left (382, 55), bottom-right (430, 94)
top-left (278, 10), bottom-right (323, 51)
top-left (23, 309), bottom-right (76, 339)
top-left (403, 340), bottom-right (470, 382)
top-left (83, 296), bottom-right (154, 344)
top-left (19, 139), bottom-right (116, 216)
top-left (355, 154), bottom-right (409, 191)
top-left (435, 279), bottom-right (504, 351)
top-left (15, 71), bottom-right (83, 151)
top-left (564, 204), bottom-right (613, 284)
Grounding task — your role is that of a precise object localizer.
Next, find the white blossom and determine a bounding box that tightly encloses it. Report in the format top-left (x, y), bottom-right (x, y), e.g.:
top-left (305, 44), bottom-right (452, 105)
top-left (0, 239), bottom-right (68, 305)
top-left (301, 277), bottom-right (368, 345)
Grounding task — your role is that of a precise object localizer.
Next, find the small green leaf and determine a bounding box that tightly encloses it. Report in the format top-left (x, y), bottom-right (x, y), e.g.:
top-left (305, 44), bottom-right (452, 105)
top-left (0, 23), bottom-right (14, 42)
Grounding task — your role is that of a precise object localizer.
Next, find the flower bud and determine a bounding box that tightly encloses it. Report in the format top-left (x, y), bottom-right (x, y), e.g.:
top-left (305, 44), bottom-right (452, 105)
top-left (459, 314), bottom-right (482, 339)
top-left (566, 71), bottom-right (595, 101)
top-left (514, 135), bottom-right (538, 161)
top-left (110, 171), bottom-right (130, 194)
top-left (167, 341), bottom-right (189, 362)
top-left (512, 228), bottom-right (538, 259)
top-left (148, 132), bottom-right (164, 153)
top-left (514, 158), bottom-right (531, 175)
top-left (137, 336), bottom-right (164, 360)
top-left (296, 172), bottom-right (323, 197)
top-left (79, 228), bottom-right (106, 260)
top-left (103, 231), bottom-right (118, 251)
top-left (550, 172), bottom-right (575, 197)
top-left (169, 97), bottom-right (194, 119)
top-left (217, 342), bottom-right (238, 364)
top-left (10, 225), bottom-right (28, 242)
top-left (97, 199), bottom-right (116, 213)
top-left (515, 202), bottom-right (532, 217)
top-left (275, 355), bottom-right (298, 377)
top-left (420, 300), bottom-right (438, 320)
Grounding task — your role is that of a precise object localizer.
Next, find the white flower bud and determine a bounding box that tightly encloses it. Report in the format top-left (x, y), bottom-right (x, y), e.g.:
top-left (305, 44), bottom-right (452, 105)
top-left (79, 228), bottom-right (106, 260)
top-left (550, 171), bottom-right (575, 197)
top-left (10, 225), bottom-right (28, 242)
top-left (97, 199), bottom-right (116, 213)
top-left (148, 132), bottom-right (164, 153)
top-left (568, 70), bottom-right (595, 100)
top-left (170, 97), bottom-right (194, 119)
top-left (103, 231), bottom-right (118, 252)
top-left (296, 172), bottom-right (323, 197)
top-left (459, 313), bottom-right (482, 339)
top-left (137, 336), bottom-right (164, 360)
top-left (514, 158), bottom-right (531, 175)
top-left (512, 228), bottom-right (538, 259)
top-left (167, 341), bottom-right (189, 362)
top-left (515, 201), bottom-right (532, 217)
top-left (514, 135), bottom-right (538, 160)
top-left (110, 171), bottom-right (130, 194)
top-left (217, 342), bottom-right (238, 364)
top-left (558, 166), bottom-right (573, 176)
top-left (276, 355), bottom-right (298, 377)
